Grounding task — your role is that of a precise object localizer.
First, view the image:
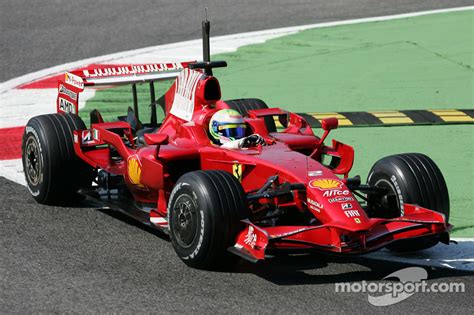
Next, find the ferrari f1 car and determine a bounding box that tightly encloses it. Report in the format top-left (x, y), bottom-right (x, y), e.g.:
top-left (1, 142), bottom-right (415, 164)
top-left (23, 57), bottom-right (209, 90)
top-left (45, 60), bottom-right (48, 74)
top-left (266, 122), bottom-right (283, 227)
top-left (22, 20), bottom-right (451, 269)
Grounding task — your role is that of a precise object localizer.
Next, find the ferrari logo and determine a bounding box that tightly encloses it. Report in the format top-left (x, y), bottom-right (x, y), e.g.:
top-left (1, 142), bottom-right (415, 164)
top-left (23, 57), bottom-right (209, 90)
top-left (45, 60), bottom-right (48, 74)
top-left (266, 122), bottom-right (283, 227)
top-left (309, 179), bottom-right (342, 190)
top-left (233, 163), bottom-right (243, 182)
top-left (354, 218), bottom-right (361, 224)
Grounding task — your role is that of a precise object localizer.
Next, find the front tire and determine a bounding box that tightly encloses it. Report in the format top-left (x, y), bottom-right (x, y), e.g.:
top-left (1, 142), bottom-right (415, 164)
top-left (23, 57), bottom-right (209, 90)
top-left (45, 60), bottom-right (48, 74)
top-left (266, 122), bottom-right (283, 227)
top-left (168, 170), bottom-right (249, 269)
top-left (21, 113), bottom-right (94, 205)
top-left (367, 153), bottom-right (449, 252)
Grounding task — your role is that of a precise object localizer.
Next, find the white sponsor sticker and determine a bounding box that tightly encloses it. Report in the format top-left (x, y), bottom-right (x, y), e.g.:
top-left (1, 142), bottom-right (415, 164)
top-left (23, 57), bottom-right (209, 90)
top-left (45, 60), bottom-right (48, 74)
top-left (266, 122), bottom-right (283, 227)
top-left (244, 225), bottom-right (257, 248)
top-left (82, 63), bottom-right (184, 78)
top-left (58, 84), bottom-right (78, 100)
top-left (307, 198), bottom-right (324, 212)
top-left (344, 210), bottom-right (360, 217)
top-left (328, 196), bottom-right (354, 203)
top-left (170, 68), bottom-right (203, 121)
top-left (323, 189), bottom-right (350, 197)
top-left (65, 72), bottom-right (84, 90)
top-left (308, 170), bottom-right (323, 177)
top-left (81, 130), bottom-right (97, 145)
top-left (342, 203), bottom-right (353, 210)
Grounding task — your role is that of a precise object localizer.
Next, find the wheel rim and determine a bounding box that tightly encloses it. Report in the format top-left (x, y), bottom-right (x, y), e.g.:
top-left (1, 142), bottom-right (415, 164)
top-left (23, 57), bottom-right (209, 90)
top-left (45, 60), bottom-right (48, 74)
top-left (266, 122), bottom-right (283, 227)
top-left (172, 194), bottom-right (198, 248)
top-left (24, 135), bottom-right (42, 186)
top-left (372, 178), bottom-right (401, 218)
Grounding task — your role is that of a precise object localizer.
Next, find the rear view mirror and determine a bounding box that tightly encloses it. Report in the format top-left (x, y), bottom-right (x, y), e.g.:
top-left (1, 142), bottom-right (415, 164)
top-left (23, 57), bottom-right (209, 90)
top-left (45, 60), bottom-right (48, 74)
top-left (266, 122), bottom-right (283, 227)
top-left (316, 117), bottom-right (339, 147)
top-left (144, 133), bottom-right (169, 146)
top-left (322, 117), bottom-right (338, 131)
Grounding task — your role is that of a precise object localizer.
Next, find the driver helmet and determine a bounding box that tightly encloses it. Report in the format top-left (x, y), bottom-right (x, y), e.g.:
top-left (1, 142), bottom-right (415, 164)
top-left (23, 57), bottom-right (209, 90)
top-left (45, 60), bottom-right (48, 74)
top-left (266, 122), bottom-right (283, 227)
top-left (209, 109), bottom-right (246, 144)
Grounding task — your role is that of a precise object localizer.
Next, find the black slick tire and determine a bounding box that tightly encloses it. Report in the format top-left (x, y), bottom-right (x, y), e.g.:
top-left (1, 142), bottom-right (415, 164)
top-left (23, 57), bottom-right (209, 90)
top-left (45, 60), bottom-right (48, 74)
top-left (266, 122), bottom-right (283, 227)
top-left (21, 113), bottom-right (94, 205)
top-left (168, 170), bottom-right (250, 269)
top-left (367, 153), bottom-right (449, 252)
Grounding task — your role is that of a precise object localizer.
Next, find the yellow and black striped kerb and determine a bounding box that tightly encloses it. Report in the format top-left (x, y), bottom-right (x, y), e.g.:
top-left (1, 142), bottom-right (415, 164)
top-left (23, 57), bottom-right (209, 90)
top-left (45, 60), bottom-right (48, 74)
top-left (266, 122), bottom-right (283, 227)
top-left (289, 109), bottom-right (474, 128)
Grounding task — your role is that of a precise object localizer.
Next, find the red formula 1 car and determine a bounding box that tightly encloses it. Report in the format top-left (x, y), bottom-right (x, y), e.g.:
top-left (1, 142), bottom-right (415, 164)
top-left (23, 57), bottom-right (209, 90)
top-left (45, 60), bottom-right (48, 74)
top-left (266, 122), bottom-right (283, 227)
top-left (22, 20), bottom-right (451, 269)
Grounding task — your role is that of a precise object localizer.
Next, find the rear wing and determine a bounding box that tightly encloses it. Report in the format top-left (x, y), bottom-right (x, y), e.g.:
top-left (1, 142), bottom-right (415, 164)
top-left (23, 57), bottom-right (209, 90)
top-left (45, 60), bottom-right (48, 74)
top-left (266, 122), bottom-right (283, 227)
top-left (56, 62), bottom-right (193, 115)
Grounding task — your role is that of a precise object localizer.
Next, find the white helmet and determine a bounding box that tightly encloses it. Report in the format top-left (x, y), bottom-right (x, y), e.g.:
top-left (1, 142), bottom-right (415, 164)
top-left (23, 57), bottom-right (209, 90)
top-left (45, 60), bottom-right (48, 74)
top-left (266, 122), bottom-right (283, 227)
top-left (209, 109), bottom-right (246, 144)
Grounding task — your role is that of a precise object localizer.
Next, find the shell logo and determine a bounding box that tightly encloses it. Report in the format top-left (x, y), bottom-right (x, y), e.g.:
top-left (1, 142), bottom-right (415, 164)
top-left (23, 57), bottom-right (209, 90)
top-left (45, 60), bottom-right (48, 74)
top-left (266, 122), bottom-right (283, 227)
top-left (127, 155), bottom-right (142, 186)
top-left (309, 179), bottom-right (342, 190)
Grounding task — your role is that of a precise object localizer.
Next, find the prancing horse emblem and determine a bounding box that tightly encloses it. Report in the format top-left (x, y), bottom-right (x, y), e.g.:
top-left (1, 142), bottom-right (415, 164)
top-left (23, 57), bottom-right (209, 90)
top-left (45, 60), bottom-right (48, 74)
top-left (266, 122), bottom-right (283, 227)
top-left (233, 163), bottom-right (243, 182)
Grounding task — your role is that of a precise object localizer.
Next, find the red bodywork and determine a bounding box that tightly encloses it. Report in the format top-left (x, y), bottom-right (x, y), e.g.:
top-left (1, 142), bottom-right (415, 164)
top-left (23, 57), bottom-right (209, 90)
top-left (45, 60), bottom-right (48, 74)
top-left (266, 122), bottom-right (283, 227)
top-left (56, 63), bottom-right (450, 262)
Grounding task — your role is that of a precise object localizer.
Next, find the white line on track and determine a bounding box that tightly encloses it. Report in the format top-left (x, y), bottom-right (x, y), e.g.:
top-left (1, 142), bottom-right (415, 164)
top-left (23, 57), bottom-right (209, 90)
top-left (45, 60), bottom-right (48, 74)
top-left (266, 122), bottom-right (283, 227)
top-left (0, 6), bottom-right (473, 271)
top-left (365, 238), bottom-right (474, 271)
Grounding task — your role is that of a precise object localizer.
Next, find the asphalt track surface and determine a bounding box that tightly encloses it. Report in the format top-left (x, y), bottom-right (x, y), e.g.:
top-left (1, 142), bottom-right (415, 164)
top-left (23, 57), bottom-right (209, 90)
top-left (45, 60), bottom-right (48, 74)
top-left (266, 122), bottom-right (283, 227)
top-left (0, 0), bottom-right (472, 82)
top-left (1, 1), bottom-right (473, 313)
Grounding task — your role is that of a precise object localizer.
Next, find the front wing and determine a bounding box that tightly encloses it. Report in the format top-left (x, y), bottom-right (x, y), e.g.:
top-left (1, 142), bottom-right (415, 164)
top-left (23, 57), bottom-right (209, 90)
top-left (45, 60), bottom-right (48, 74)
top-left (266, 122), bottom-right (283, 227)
top-left (229, 204), bottom-right (451, 262)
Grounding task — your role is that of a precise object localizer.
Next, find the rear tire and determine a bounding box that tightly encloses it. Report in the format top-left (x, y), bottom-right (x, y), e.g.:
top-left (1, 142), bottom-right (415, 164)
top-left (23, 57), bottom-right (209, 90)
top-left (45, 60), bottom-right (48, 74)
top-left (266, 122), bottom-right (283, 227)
top-left (367, 153), bottom-right (449, 252)
top-left (22, 113), bottom-right (94, 205)
top-left (168, 170), bottom-right (250, 269)
top-left (224, 98), bottom-right (277, 132)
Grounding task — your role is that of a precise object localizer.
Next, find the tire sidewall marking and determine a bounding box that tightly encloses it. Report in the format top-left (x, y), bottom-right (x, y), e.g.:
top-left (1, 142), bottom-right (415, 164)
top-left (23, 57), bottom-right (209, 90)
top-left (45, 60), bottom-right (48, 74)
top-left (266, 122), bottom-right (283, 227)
top-left (389, 174), bottom-right (404, 215)
top-left (185, 209), bottom-right (205, 260)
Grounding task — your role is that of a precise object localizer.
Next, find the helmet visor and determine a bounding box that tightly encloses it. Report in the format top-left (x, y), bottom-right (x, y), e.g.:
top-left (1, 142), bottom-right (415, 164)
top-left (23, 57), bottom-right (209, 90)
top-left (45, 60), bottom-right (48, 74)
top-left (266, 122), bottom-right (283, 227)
top-left (219, 123), bottom-right (246, 139)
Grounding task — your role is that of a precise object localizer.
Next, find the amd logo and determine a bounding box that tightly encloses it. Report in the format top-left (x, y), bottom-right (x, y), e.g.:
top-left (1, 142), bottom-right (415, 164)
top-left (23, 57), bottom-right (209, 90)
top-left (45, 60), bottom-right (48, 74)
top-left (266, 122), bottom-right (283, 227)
top-left (58, 98), bottom-right (76, 114)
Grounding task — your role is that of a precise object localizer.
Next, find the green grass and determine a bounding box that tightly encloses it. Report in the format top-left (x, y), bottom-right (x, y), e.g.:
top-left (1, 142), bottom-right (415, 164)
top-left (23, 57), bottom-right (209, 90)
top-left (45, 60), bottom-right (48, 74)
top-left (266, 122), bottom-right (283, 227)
top-left (80, 82), bottom-right (172, 126)
top-left (82, 10), bottom-right (474, 236)
top-left (325, 125), bottom-right (473, 237)
top-left (214, 10), bottom-right (473, 111)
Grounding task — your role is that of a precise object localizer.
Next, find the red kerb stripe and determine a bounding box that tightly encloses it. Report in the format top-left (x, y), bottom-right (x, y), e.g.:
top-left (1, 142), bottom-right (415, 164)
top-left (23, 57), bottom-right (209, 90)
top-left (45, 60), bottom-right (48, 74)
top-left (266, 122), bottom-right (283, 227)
top-left (0, 126), bottom-right (24, 160)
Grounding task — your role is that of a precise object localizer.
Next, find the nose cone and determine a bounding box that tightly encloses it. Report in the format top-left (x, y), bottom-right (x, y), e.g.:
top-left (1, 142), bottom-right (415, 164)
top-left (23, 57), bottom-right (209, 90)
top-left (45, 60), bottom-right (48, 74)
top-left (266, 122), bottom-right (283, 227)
top-left (306, 178), bottom-right (371, 229)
